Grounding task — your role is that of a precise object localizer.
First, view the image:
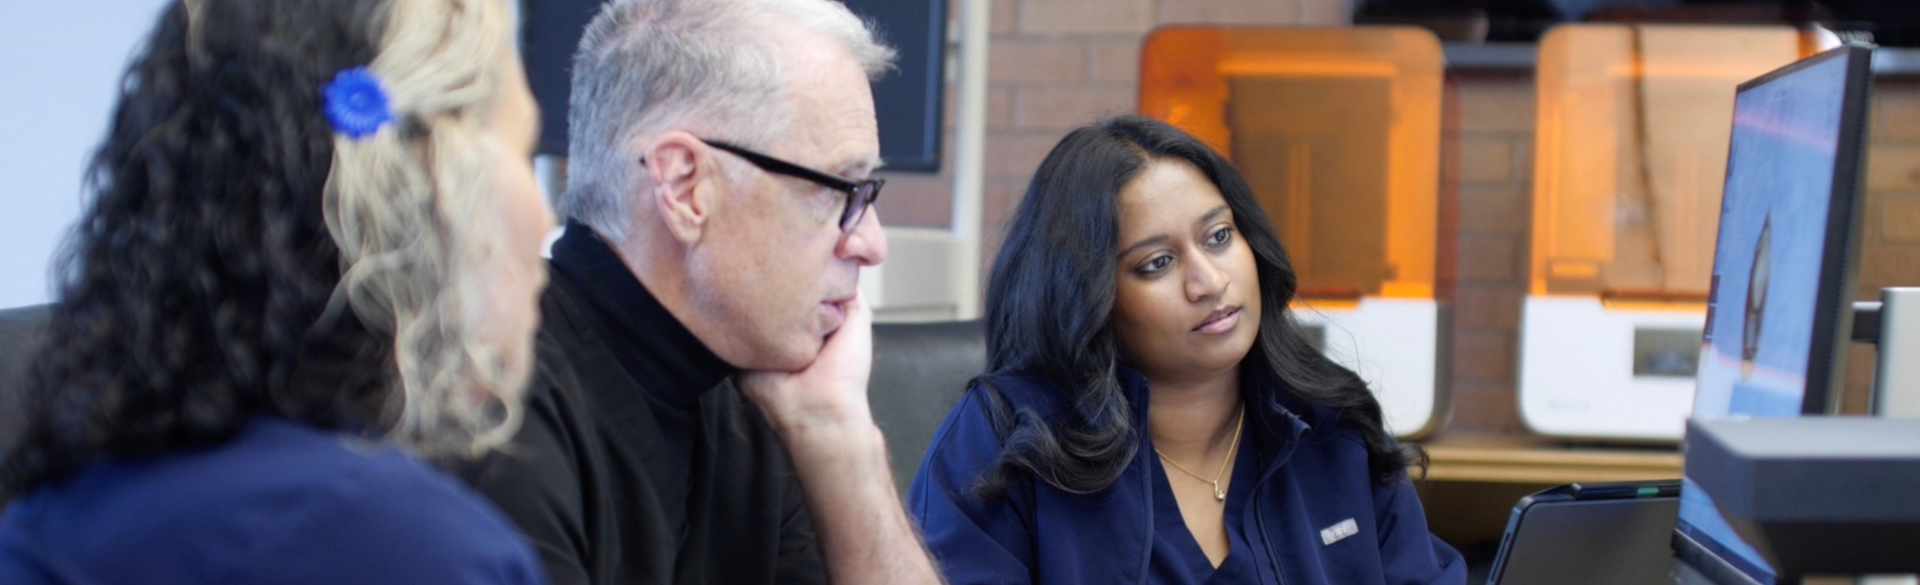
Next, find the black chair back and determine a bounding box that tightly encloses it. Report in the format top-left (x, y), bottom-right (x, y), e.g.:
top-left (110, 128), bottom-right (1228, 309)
top-left (0, 305), bottom-right (51, 459)
top-left (869, 320), bottom-right (985, 492)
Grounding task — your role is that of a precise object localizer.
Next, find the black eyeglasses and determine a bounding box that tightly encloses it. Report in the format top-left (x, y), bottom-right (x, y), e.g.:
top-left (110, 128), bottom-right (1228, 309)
top-left (699, 139), bottom-right (884, 234)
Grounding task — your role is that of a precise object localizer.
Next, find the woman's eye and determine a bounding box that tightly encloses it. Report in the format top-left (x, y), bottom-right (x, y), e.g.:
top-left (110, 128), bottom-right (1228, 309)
top-left (1138, 255), bottom-right (1172, 275)
top-left (1207, 227), bottom-right (1233, 247)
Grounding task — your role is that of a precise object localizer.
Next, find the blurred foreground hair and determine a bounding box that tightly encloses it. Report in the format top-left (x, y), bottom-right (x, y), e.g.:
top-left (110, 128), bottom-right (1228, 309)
top-left (2, 0), bottom-right (526, 498)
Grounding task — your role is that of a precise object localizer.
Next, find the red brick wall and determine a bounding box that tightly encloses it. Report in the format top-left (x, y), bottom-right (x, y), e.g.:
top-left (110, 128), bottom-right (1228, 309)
top-left (1441, 73), bottom-right (1535, 434)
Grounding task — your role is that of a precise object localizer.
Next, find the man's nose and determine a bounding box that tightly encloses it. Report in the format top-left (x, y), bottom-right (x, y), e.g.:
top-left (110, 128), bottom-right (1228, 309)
top-left (837, 205), bottom-right (888, 267)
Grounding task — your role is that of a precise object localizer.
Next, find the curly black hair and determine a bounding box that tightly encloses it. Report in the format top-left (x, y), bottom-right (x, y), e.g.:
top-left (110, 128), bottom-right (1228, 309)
top-left (0, 0), bottom-right (401, 499)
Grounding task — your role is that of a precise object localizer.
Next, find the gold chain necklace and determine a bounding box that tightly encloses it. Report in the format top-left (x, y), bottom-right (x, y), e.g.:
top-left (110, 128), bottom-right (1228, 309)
top-left (1154, 406), bottom-right (1245, 502)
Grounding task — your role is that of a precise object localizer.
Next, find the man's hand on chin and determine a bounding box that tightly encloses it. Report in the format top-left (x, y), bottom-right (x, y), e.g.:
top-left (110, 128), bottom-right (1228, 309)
top-left (737, 293), bottom-right (879, 443)
top-left (736, 294), bottom-right (943, 585)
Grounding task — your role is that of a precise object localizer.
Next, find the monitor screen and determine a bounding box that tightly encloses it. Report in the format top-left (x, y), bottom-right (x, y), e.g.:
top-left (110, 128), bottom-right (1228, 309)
top-left (1673, 45), bottom-right (1872, 585)
top-left (843, 0), bottom-right (948, 172)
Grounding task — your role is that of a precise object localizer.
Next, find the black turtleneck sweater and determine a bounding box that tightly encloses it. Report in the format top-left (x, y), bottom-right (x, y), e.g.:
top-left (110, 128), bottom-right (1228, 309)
top-left (449, 222), bottom-right (826, 585)
top-left (549, 222), bottom-right (729, 535)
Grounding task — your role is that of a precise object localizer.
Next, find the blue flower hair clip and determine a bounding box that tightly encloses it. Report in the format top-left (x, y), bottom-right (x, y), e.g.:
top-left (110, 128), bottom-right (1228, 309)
top-left (323, 67), bottom-right (394, 139)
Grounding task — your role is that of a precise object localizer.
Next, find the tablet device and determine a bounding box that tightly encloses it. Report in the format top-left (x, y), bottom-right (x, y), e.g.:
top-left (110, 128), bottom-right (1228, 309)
top-left (1486, 480), bottom-right (1681, 585)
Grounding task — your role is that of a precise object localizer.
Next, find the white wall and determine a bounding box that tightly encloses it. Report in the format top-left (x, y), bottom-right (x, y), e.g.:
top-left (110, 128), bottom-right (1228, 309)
top-left (0, 1), bottom-right (173, 308)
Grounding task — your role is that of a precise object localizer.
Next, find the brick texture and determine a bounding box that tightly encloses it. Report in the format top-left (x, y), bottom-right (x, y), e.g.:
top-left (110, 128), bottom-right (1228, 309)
top-left (1456, 184), bottom-right (1528, 235)
top-left (989, 40), bottom-right (1087, 84)
top-left (1458, 137), bottom-right (1515, 183)
top-left (984, 133), bottom-right (1066, 178)
top-left (1455, 284), bottom-right (1522, 332)
top-left (1858, 244), bottom-right (1920, 293)
top-left (1458, 235), bottom-right (1518, 282)
top-left (991, 0), bottom-right (1016, 34)
top-left (1453, 332), bottom-right (1515, 384)
top-left (876, 173), bottom-right (956, 228)
top-left (1883, 195), bottom-right (1920, 243)
top-left (980, 178), bottom-right (1022, 276)
top-left (1445, 382), bottom-right (1524, 433)
top-left (1872, 78), bottom-right (1920, 142)
top-left (1013, 86), bottom-right (1136, 129)
top-left (1018, 0), bottom-right (1156, 35)
top-left (1441, 76), bottom-right (1537, 435)
top-left (1090, 39), bottom-right (1143, 84)
top-left (987, 87), bottom-right (1014, 129)
top-left (1866, 144), bottom-right (1920, 191)
top-left (1453, 73), bottom-right (1535, 133)
top-left (1157, 0), bottom-right (1302, 25)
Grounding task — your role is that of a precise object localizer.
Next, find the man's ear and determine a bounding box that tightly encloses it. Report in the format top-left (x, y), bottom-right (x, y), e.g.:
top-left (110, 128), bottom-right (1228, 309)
top-left (639, 131), bottom-right (715, 244)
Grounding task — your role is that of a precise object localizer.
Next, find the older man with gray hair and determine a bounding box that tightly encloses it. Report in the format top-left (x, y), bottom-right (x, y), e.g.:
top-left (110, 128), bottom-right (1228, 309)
top-left (451, 0), bottom-right (943, 584)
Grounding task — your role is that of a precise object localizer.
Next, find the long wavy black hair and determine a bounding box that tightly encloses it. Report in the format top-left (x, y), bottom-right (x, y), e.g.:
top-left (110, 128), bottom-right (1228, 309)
top-left (0, 0), bottom-right (398, 499)
top-left (976, 115), bottom-right (1422, 497)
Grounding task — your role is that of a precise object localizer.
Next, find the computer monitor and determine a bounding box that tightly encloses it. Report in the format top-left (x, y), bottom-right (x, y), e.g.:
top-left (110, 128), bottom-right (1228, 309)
top-left (1672, 45), bottom-right (1873, 585)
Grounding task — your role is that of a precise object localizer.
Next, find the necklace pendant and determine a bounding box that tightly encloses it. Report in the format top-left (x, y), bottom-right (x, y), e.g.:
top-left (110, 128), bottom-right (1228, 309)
top-left (1213, 482), bottom-right (1226, 501)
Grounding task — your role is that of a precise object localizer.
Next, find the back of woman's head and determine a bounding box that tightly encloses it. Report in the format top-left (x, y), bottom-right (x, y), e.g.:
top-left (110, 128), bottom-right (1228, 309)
top-left (2, 0), bottom-right (526, 497)
top-left (979, 115), bottom-right (1416, 497)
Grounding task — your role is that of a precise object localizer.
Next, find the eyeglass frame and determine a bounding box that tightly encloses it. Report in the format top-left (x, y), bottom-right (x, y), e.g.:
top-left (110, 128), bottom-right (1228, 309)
top-left (649, 138), bottom-right (884, 234)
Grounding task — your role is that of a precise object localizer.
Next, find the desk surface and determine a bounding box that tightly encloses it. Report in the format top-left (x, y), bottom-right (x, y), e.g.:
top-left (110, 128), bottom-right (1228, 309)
top-left (1415, 433), bottom-right (1683, 484)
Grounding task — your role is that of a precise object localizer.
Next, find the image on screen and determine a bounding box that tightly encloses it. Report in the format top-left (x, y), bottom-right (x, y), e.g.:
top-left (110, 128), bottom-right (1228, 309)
top-left (1675, 51), bottom-right (1854, 585)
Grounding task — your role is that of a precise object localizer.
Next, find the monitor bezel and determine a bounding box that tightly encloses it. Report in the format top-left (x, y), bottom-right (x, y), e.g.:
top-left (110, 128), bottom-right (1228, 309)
top-left (1722, 42), bottom-right (1874, 417)
top-left (1673, 43), bottom-right (1876, 584)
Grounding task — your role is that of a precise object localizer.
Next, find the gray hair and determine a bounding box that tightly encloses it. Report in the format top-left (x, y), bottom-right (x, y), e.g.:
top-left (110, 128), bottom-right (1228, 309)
top-left (560, 0), bottom-right (896, 241)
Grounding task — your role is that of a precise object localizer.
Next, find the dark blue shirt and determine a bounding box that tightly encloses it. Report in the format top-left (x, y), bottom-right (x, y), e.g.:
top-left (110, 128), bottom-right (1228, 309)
top-left (909, 370), bottom-right (1466, 585)
top-left (0, 417), bottom-right (544, 585)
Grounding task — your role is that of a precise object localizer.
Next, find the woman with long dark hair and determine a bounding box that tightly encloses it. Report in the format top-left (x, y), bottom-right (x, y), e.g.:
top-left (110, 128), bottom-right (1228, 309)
top-left (911, 115), bottom-right (1463, 584)
top-left (0, 0), bottom-right (551, 582)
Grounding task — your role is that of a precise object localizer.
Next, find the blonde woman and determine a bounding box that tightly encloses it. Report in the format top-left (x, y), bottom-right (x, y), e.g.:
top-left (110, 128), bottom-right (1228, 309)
top-left (0, 0), bottom-right (552, 582)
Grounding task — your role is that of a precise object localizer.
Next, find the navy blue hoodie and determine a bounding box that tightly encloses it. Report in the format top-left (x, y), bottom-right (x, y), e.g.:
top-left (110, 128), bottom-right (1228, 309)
top-left (910, 369), bottom-right (1465, 585)
top-left (0, 417), bottom-right (543, 585)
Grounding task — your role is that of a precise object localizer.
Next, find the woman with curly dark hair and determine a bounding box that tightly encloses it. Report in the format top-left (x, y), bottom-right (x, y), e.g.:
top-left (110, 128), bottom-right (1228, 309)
top-left (0, 0), bottom-right (552, 582)
top-left (910, 115), bottom-right (1463, 584)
